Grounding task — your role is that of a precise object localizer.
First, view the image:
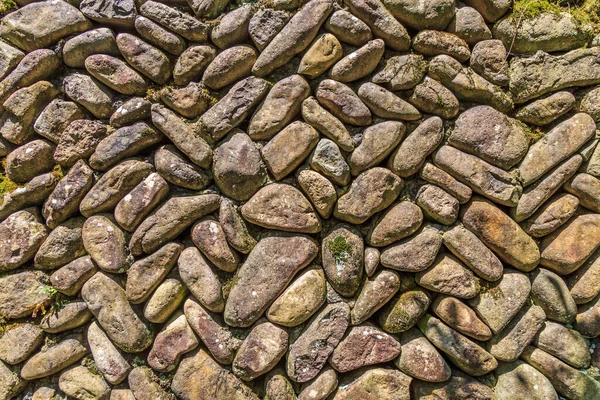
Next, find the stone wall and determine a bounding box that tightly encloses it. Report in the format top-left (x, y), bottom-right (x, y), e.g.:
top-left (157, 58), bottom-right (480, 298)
top-left (0, 0), bottom-right (599, 398)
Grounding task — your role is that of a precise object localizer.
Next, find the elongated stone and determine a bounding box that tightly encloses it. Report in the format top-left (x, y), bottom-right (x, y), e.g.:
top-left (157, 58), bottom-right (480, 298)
top-left (488, 305), bottom-right (546, 362)
top-left (462, 197), bottom-right (540, 272)
top-left (531, 268), bottom-right (577, 323)
top-left (351, 270), bottom-right (400, 325)
top-left (432, 295), bottom-right (491, 341)
top-left (433, 145), bottom-right (520, 206)
top-left (522, 193), bottom-right (579, 238)
top-left (380, 224), bottom-right (443, 272)
top-left (396, 328), bottom-right (450, 382)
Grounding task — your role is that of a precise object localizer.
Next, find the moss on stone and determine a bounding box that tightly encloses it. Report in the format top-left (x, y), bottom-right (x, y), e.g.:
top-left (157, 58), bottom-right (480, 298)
top-left (329, 235), bottom-right (351, 262)
top-left (0, 174), bottom-right (21, 199)
top-left (512, 0), bottom-right (600, 31)
top-left (0, 0), bottom-right (17, 17)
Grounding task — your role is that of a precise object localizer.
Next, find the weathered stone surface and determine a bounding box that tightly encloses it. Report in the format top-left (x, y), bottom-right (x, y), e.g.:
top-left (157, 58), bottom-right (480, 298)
top-left (462, 197), bottom-right (540, 272)
top-left (155, 145), bottom-right (211, 191)
top-left (351, 270), bottom-right (400, 324)
top-left (535, 321), bottom-right (590, 369)
top-left (173, 45), bottom-right (216, 86)
top-left (522, 346), bottom-right (600, 400)
top-left (447, 6), bottom-right (491, 45)
top-left (85, 55), bottom-right (147, 96)
top-left (82, 215), bottom-right (132, 273)
top-left (396, 328), bottom-right (450, 382)
top-left (565, 173), bottom-right (600, 213)
top-left (171, 349), bottom-right (259, 400)
top-left (330, 39), bottom-right (385, 83)
top-left (298, 169), bottom-right (337, 219)
top-left (522, 193), bottom-right (579, 238)
top-left (0, 1), bottom-right (91, 52)
top-left (267, 267), bottom-right (326, 327)
top-left (116, 33), bottom-right (170, 85)
top-left (202, 46), bottom-right (256, 90)
top-left (494, 12), bottom-right (592, 54)
top-left (63, 72), bottom-right (115, 119)
top-left (347, 122), bottom-right (403, 176)
top-left (80, 0), bottom-right (136, 27)
top-left (420, 161), bottom-right (472, 204)
top-left (262, 122), bottom-right (320, 181)
top-left (0, 323), bottom-right (43, 365)
top-left (358, 84), bottom-right (420, 122)
top-left (378, 288), bottom-right (431, 333)
top-left (210, 5), bottom-right (252, 49)
top-left (88, 321), bottom-right (131, 385)
top-left (494, 360), bottom-right (558, 400)
top-left (140, 1), bottom-right (208, 42)
top-left (416, 184), bottom-right (459, 225)
top-left (128, 366), bottom-right (173, 400)
top-left (372, 54), bottom-right (426, 91)
top-left (0, 208), bottom-right (47, 271)
top-left (516, 91), bottom-right (576, 126)
top-left (449, 106), bottom-right (528, 170)
top-left (510, 47), bottom-right (600, 103)
top-left (302, 97), bottom-right (353, 152)
top-left (58, 365), bottom-right (111, 400)
top-left (82, 272), bottom-right (153, 352)
top-left (442, 225), bottom-right (503, 281)
top-left (109, 97), bottom-right (151, 128)
top-left (316, 79), bottom-right (371, 126)
top-left (40, 301), bottom-right (92, 333)
top-left (519, 113), bottom-right (595, 186)
top-left (178, 246), bottom-right (224, 312)
top-left (0, 40), bottom-right (23, 82)
top-left (144, 278), bottom-right (187, 324)
top-left (252, 0), bottom-right (333, 77)
top-left (0, 271), bottom-right (51, 319)
top-left (380, 223), bottom-right (442, 272)
top-left (54, 120), bottom-right (106, 168)
top-left (225, 233), bottom-right (318, 327)
top-left (470, 39), bottom-right (509, 87)
top-left (50, 256), bottom-right (98, 297)
top-left (34, 99), bottom-right (85, 144)
top-left (368, 203), bottom-right (422, 247)
top-left (389, 117), bottom-right (443, 178)
top-left (191, 218), bottom-right (239, 273)
top-left (469, 269), bottom-right (531, 334)
top-left (219, 198), bottom-right (257, 254)
top-left (488, 304), bottom-right (546, 362)
top-left (531, 268), bottom-right (577, 323)
top-left (413, 30), bottom-right (470, 62)
top-left (184, 298), bottom-right (242, 365)
top-left (232, 319), bottom-right (288, 380)
top-left (62, 28), bottom-right (119, 69)
top-left (382, 0), bottom-right (454, 30)
top-left (135, 16), bottom-right (185, 55)
top-left (21, 337), bottom-right (88, 380)
top-left (540, 213), bottom-right (600, 275)
top-left (334, 168), bottom-right (403, 224)
top-left (429, 55), bottom-right (513, 113)
top-left (330, 323), bottom-right (400, 372)
top-left (198, 76), bottom-right (269, 140)
top-left (343, 0), bottom-right (410, 51)
top-left (433, 146), bottom-right (520, 207)
top-left (432, 295), bottom-right (491, 341)
top-left (159, 83), bottom-right (208, 119)
top-left (513, 155), bottom-right (582, 222)
top-left (130, 194), bottom-right (220, 255)
top-left (416, 253), bottom-right (478, 299)
top-left (576, 293), bottom-right (600, 337)
top-left (298, 33), bottom-right (342, 78)
top-left (298, 366), bottom-right (337, 400)
top-left (248, 8), bottom-right (289, 50)
top-left (321, 224), bottom-right (363, 297)
top-left (0, 173), bottom-right (58, 222)
top-left (333, 368), bottom-right (411, 400)
top-left (418, 314), bottom-right (497, 376)
top-left (410, 77), bottom-right (460, 120)
top-left (5, 140), bottom-right (54, 183)
top-left (287, 302), bottom-right (350, 382)
top-left (148, 313), bottom-right (198, 372)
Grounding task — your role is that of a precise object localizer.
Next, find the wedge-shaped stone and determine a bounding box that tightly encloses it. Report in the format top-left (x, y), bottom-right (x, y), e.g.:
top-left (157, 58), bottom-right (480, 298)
top-left (462, 197), bottom-right (539, 271)
top-left (330, 39), bottom-right (385, 83)
top-left (522, 346), bottom-right (600, 400)
top-left (262, 122), bottom-right (320, 181)
top-left (242, 184), bottom-right (321, 233)
top-left (316, 79), bottom-right (371, 126)
top-left (334, 168), bottom-right (403, 224)
top-left (82, 272), bottom-right (153, 353)
top-left (50, 256), bottom-right (98, 297)
top-left (519, 113), bottom-right (595, 186)
top-left (88, 322), bottom-right (131, 385)
top-left (0, 1), bottom-right (91, 52)
top-left (302, 97), bottom-right (354, 152)
top-left (416, 253), bottom-right (479, 299)
top-left (565, 173), bottom-right (600, 213)
top-left (418, 314), bottom-right (497, 376)
top-left (540, 213), bottom-right (600, 275)
top-left (130, 194), bottom-right (220, 255)
top-left (85, 54), bottom-right (147, 96)
top-left (568, 250), bottom-right (600, 304)
top-left (298, 33), bottom-right (342, 78)
top-left (178, 247), bottom-right (224, 313)
top-left (378, 288), bottom-right (431, 333)
top-left (63, 72), bottom-right (115, 119)
top-left (198, 76), bottom-right (269, 140)
top-left (249, 74), bottom-right (310, 140)
top-left (298, 169), bottom-right (337, 219)
top-left (534, 321), bottom-right (591, 369)
top-left (330, 324), bottom-right (401, 373)
top-left (172, 349), bottom-right (259, 400)
top-left (510, 47), bottom-right (600, 103)
top-left (420, 161), bottom-right (473, 204)
top-left (488, 305), bottom-right (545, 362)
top-left (351, 270), bottom-right (400, 325)
top-left (348, 121), bottom-right (405, 176)
top-left (116, 33), bottom-right (170, 85)
top-left (126, 242), bottom-right (182, 304)
top-left (287, 302), bottom-right (350, 382)
top-left (469, 269), bottom-right (530, 334)
top-left (396, 328), bottom-right (450, 382)
top-left (380, 224), bottom-right (442, 272)
top-left (83, 215), bottom-right (132, 274)
top-left (219, 199), bottom-right (257, 255)
top-left (442, 225), bottom-right (503, 282)
top-left (432, 295), bottom-right (491, 341)
top-left (232, 319), bottom-right (288, 381)
top-left (433, 146), bottom-right (520, 206)
top-left (252, 0), bottom-right (333, 77)
top-left (154, 145), bottom-right (211, 191)
top-left (0, 172), bottom-right (58, 222)
top-left (367, 201), bottom-right (422, 247)
top-left (225, 233), bottom-right (318, 327)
